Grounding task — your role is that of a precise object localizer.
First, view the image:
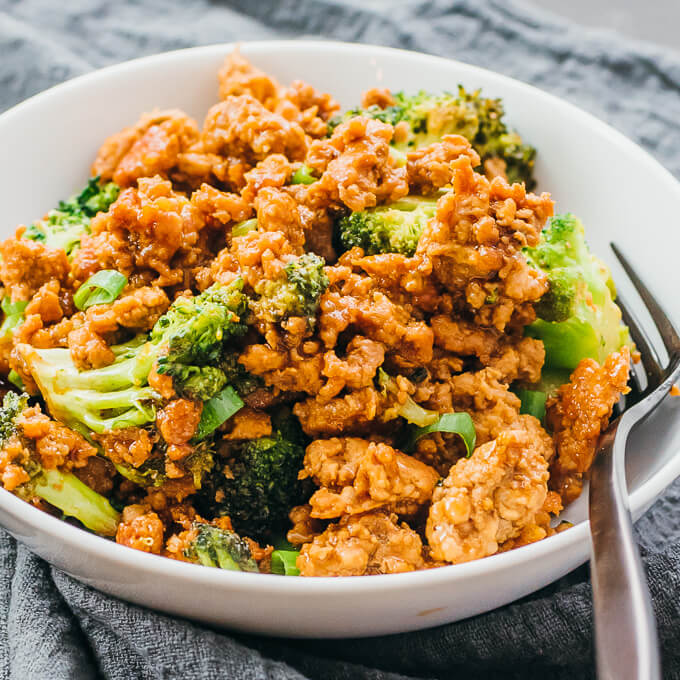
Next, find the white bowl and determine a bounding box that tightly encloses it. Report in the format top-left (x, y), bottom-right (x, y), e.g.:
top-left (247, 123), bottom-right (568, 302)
top-left (1, 41), bottom-right (679, 639)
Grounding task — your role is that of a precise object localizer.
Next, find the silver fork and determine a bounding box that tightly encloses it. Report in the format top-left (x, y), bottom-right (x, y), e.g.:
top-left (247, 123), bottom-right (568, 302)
top-left (589, 243), bottom-right (680, 680)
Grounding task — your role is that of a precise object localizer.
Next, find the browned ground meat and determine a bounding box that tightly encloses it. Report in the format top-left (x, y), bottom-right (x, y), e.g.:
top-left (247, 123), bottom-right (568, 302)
top-left (92, 109), bottom-right (200, 185)
top-left (306, 117), bottom-right (409, 212)
top-left (297, 510), bottom-right (425, 576)
top-left (302, 438), bottom-right (439, 518)
top-left (94, 427), bottom-right (154, 468)
top-left (0, 231), bottom-right (69, 302)
top-left (116, 504), bottom-right (164, 554)
top-left (156, 399), bottom-right (203, 446)
top-left (547, 348), bottom-right (630, 504)
top-left (406, 135), bottom-right (480, 194)
top-left (417, 155), bottom-right (552, 331)
top-left (72, 176), bottom-right (206, 288)
top-left (426, 417), bottom-right (552, 564)
top-left (201, 95), bottom-right (308, 166)
top-left (293, 386), bottom-right (384, 437)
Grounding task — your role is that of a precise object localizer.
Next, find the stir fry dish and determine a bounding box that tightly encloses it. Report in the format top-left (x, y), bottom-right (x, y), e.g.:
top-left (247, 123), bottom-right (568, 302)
top-left (0, 52), bottom-right (632, 577)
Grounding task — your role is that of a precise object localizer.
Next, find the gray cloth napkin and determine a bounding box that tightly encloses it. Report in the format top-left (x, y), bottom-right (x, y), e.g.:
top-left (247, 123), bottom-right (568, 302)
top-left (2, 1), bottom-right (680, 678)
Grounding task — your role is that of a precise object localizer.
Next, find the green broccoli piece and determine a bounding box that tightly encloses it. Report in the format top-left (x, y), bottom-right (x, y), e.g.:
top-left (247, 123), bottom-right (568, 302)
top-left (378, 368), bottom-right (439, 428)
top-left (524, 213), bottom-right (631, 370)
top-left (332, 88), bottom-right (536, 188)
top-left (0, 392), bottom-right (120, 535)
top-left (23, 176), bottom-right (119, 256)
top-left (197, 417), bottom-right (306, 541)
top-left (16, 280), bottom-right (247, 436)
top-left (250, 253), bottom-right (329, 325)
top-left (337, 196), bottom-right (437, 257)
top-left (114, 456), bottom-right (167, 488)
top-left (184, 521), bottom-right (259, 572)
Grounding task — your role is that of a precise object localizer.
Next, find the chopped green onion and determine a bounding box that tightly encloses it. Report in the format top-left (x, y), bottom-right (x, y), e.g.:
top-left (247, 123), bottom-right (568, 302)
top-left (0, 298), bottom-right (27, 337)
top-left (406, 412), bottom-right (476, 457)
top-left (516, 388), bottom-right (547, 422)
top-left (8, 369), bottom-right (24, 390)
top-left (232, 218), bottom-right (258, 237)
top-left (291, 164), bottom-right (317, 185)
top-left (74, 270), bottom-right (127, 310)
top-left (271, 549), bottom-right (300, 576)
top-left (192, 386), bottom-right (243, 442)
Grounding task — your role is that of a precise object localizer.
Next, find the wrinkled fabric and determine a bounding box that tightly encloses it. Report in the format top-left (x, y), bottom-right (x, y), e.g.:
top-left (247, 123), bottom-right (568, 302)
top-left (1, 1), bottom-right (680, 678)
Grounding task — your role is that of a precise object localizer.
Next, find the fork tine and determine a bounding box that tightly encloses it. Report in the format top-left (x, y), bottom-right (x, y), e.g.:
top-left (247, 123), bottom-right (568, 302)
top-left (611, 243), bottom-right (680, 357)
top-left (615, 291), bottom-right (663, 386)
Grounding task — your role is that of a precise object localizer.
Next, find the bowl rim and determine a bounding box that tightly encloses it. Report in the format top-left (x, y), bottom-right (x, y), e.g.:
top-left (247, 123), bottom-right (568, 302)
top-left (2, 38), bottom-right (680, 594)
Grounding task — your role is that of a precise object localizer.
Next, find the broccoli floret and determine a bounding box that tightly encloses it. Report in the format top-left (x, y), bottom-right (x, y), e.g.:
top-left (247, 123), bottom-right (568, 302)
top-left (524, 213), bottom-right (632, 370)
top-left (337, 196), bottom-right (437, 257)
top-left (332, 88), bottom-right (536, 188)
top-left (16, 280), bottom-right (247, 436)
top-left (250, 253), bottom-right (329, 325)
top-left (114, 457), bottom-right (167, 488)
top-left (23, 176), bottom-right (119, 256)
top-left (378, 368), bottom-right (439, 427)
top-left (197, 418), bottom-right (306, 541)
top-left (184, 521), bottom-right (259, 572)
top-left (0, 392), bottom-right (120, 535)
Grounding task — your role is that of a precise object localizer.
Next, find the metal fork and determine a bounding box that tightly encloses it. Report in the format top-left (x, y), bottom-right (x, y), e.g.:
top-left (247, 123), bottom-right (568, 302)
top-left (589, 243), bottom-right (680, 680)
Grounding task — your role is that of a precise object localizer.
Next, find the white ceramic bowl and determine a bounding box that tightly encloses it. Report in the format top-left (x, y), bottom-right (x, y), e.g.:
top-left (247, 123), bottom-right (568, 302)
top-left (0, 41), bottom-right (679, 639)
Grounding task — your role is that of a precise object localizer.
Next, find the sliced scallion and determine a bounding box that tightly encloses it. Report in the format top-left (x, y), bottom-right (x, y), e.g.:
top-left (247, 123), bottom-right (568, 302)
top-left (516, 388), bottom-right (547, 422)
top-left (406, 412), bottom-right (476, 458)
top-left (73, 270), bottom-right (127, 310)
top-left (270, 549), bottom-right (300, 576)
top-left (192, 385), bottom-right (243, 442)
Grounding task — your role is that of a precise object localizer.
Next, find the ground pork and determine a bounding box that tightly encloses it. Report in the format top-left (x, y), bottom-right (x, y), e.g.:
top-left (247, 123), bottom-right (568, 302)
top-left (24, 281), bottom-right (65, 324)
top-left (201, 94), bottom-right (308, 166)
top-left (0, 231), bottom-right (69, 302)
top-left (218, 51), bottom-right (338, 138)
top-left (293, 386), bottom-right (384, 437)
top-left (319, 288), bottom-right (433, 366)
top-left (71, 176), bottom-right (205, 288)
top-left (157, 399), bottom-right (203, 446)
top-left (116, 504), bottom-right (164, 554)
top-left (92, 109), bottom-right (200, 186)
top-left (12, 405), bottom-right (97, 472)
top-left (93, 427), bottom-right (154, 469)
top-left (297, 510), bottom-right (425, 576)
top-left (426, 417), bottom-right (551, 564)
top-left (547, 348), bottom-right (630, 505)
top-left (222, 407), bottom-right (272, 440)
top-left (417, 155), bottom-right (552, 331)
top-left (287, 504), bottom-right (326, 546)
top-left (318, 336), bottom-right (385, 401)
top-left (190, 183), bottom-right (252, 230)
top-left (302, 437), bottom-right (439, 519)
top-left (431, 316), bottom-right (544, 383)
top-left (406, 135), bottom-right (480, 195)
top-left (305, 117), bottom-right (409, 212)
top-left (239, 344), bottom-right (324, 396)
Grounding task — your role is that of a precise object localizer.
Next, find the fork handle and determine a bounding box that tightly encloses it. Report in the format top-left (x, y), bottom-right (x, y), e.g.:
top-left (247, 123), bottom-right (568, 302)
top-left (589, 421), bottom-right (661, 680)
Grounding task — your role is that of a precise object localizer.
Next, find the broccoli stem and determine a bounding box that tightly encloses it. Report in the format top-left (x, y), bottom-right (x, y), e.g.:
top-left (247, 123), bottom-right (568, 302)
top-left (33, 468), bottom-right (120, 536)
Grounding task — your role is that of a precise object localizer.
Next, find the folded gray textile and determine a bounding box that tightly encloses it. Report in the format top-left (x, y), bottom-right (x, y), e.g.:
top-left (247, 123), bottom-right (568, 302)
top-left (1, 1), bottom-right (680, 678)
